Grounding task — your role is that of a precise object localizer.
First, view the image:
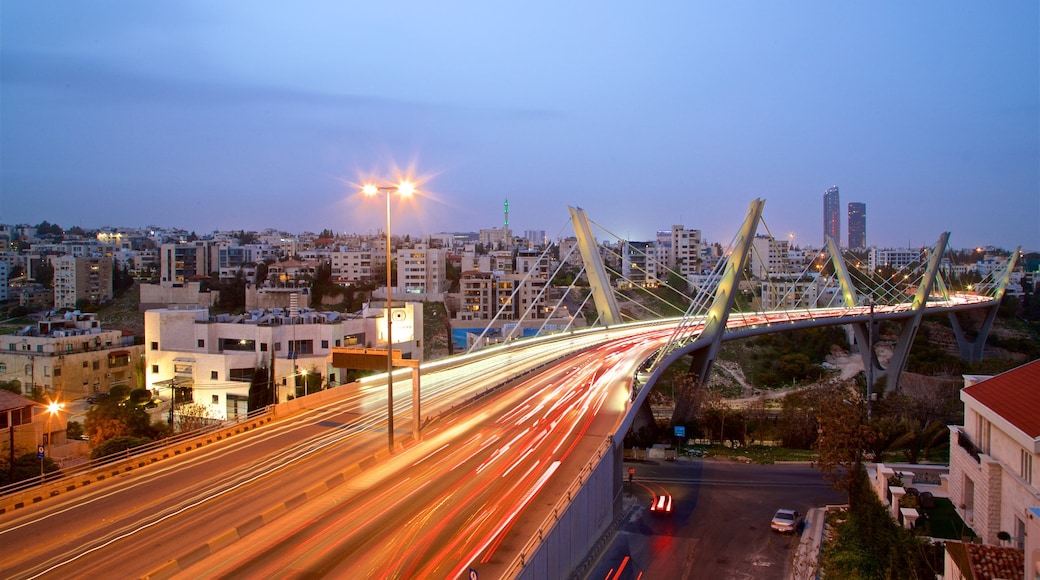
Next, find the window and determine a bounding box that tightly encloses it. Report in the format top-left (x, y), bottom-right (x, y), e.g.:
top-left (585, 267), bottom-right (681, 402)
top-left (219, 338), bottom-right (256, 352)
top-left (321, 340), bottom-right (329, 349)
top-left (288, 340), bottom-right (314, 356)
top-left (260, 343), bottom-right (268, 352)
top-left (229, 368), bottom-right (255, 382)
top-left (108, 353), bottom-right (130, 367)
top-left (7, 344), bottom-right (13, 351)
top-left (93, 360), bottom-right (100, 370)
top-left (82, 361), bottom-right (88, 368)
top-left (54, 367), bottom-right (61, 377)
top-left (151, 365), bottom-right (159, 373)
top-left (212, 395), bottom-right (219, 404)
top-left (1021, 449), bottom-right (1033, 485)
top-left (211, 371), bottom-right (219, 380)
top-left (151, 342), bottom-right (158, 350)
top-left (0, 363), bottom-right (5, 373)
top-left (198, 339), bottom-right (205, 348)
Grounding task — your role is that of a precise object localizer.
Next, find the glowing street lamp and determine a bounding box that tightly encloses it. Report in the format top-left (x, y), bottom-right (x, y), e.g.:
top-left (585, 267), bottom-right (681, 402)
top-left (362, 180), bottom-right (415, 454)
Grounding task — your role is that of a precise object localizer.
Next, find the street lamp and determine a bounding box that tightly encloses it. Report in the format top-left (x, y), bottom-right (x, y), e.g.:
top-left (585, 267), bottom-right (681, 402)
top-left (363, 180), bottom-right (415, 454)
top-left (42, 400), bottom-right (64, 477)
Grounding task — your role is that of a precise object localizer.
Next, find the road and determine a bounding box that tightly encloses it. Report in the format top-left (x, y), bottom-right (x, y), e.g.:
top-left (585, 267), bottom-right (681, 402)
top-left (0, 331), bottom-right (668, 580)
top-left (588, 460), bottom-right (847, 580)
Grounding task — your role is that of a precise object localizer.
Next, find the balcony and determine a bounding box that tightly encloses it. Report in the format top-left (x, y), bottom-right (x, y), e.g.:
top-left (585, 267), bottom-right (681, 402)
top-left (957, 428), bottom-right (981, 464)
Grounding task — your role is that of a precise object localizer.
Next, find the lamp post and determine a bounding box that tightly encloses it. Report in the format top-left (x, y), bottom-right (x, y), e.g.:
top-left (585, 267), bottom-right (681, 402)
top-left (363, 180), bottom-right (415, 454)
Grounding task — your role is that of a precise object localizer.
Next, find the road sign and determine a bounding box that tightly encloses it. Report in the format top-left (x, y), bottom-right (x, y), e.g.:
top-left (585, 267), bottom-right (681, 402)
top-left (37, 445), bottom-right (45, 458)
top-left (674, 425), bottom-right (686, 438)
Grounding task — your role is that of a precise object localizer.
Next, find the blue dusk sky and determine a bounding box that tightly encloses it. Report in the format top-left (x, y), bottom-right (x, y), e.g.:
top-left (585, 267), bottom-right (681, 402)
top-left (2, 2), bottom-right (1037, 251)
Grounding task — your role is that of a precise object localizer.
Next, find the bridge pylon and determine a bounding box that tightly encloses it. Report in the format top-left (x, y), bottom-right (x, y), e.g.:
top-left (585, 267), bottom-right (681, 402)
top-left (948, 247), bottom-right (1020, 364)
top-left (682, 198), bottom-right (766, 387)
top-left (868, 232), bottom-right (950, 396)
top-left (569, 206), bottom-right (623, 326)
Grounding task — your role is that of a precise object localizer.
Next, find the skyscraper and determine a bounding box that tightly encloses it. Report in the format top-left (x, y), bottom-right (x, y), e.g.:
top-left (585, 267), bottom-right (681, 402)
top-left (848, 202), bottom-right (866, 250)
top-left (823, 186), bottom-right (840, 246)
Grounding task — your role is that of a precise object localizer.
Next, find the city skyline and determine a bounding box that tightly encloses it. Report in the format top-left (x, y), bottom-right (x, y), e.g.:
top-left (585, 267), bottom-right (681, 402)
top-left (2, 2), bottom-right (1037, 251)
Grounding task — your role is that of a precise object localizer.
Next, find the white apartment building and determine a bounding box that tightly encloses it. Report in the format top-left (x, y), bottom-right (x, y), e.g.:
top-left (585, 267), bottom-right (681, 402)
top-left (145, 304), bottom-right (422, 421)
top-left (397, 244), bottom-right (447, 295)
top-left (329, 249), bottom-right (374, 285)
top-left (750, 236), bottom-right (793, 279)
top-left (949, 359), bottom-right (1040, 549)
top-left (869, 248), bottom-right (922, 272)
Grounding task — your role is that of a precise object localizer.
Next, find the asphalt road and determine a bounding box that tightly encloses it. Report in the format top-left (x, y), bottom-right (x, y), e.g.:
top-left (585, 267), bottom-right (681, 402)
top-left (588, 459), bottom-right (847, 580)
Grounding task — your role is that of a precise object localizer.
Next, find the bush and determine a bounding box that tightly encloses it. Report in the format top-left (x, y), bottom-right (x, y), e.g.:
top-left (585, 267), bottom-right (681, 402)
top-left (90, 435), bottom-right (153, 460)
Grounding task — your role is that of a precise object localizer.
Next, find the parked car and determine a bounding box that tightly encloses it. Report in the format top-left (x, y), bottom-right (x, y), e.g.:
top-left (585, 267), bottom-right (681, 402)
top-left (86, 392), bottom-right (110, 405)
top-left (770, 509), bottom-right (804, 534)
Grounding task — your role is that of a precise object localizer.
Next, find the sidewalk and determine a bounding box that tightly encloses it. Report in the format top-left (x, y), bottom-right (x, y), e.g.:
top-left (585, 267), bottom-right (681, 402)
top-left (790, 507), bottom-right (826, 580)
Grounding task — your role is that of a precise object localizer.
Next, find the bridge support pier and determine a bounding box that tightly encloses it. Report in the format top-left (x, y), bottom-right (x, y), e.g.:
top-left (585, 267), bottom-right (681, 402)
top-left (948, 249), bottom-right (1019, 364)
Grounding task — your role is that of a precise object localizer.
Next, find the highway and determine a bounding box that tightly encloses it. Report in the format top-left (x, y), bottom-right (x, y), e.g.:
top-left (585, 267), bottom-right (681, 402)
top-left (0, 329), bottom-right (670, 580)
top-left (0, 295), bottom-right (991, 579)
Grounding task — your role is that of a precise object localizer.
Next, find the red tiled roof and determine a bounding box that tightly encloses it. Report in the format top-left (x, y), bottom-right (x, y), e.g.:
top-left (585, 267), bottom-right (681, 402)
top-left (955, 541), bottom-right (1024, 580)
top-left (963, 358), bottom-right (1040, 439)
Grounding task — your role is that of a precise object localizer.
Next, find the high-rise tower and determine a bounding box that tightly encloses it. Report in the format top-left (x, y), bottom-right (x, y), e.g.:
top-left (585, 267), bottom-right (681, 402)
top-left (848, 202), bottom-right (866, 250)
top-left (823, 186), bottom-right (840, 246)
top-left (504, 199), bottom-right (509, 229)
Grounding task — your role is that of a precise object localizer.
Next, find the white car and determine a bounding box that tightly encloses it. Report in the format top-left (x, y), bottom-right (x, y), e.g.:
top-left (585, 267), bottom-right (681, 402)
top-left (770, 509), bottom-right (803, 534)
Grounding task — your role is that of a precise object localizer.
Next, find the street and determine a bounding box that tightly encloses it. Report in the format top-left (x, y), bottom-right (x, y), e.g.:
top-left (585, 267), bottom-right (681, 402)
top-left (587, 459), bottom-right (847, 580)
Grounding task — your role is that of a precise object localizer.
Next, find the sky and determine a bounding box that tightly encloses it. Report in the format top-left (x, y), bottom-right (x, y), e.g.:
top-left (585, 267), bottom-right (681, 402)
top-left (2, 2), bottom-right (1038, 251)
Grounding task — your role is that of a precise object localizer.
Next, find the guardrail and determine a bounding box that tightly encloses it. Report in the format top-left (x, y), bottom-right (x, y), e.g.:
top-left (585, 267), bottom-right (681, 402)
top-left (0, 407), bottom-right (274, 514)
top-left (503, 435), bottom-right (615, 578)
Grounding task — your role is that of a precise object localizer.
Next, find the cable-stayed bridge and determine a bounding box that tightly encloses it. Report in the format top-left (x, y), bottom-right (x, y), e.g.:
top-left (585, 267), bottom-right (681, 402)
top-left (0, 199), bottom-right (1017, 580)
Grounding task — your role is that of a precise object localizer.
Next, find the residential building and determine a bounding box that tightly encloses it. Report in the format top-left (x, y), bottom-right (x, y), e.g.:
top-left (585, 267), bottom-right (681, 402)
top-left (0, 261), bottom-right (7, 302)
top-left (949, 359), bottom-right (1040, 548)
top-left (823, 186), bottom-right (840, 246)
top-left (51, 255), bottom-right (114, 309)
top-left (750, 236), bottom-right (792, 279)
top-left (869, 248), bottom-right (923, 272)
top-left (621, 241), bottom-right (652, 287)
top-left (144, 304), bottom-right (422, 421)
top-left (1, 391), bottom-right (68, 462)
top-left (0, 312), bottom-right (141, 399)
top-left (848, 202), bottom-right (866, 250)
top-left (159, 241), bottom-right (215, 287)
top-left (397, 243), bottom-right (447, 295)
top-left (329, 249), bottom-right (374, 285)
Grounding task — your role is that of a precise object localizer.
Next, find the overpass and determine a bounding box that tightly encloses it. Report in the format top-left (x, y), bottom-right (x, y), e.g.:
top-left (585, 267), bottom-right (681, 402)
top-left (0, 200), bottom-right (1016, 579)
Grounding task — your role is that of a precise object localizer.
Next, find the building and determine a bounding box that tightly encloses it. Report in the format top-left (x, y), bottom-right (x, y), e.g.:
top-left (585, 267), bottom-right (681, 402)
top-left (869, 248), bottom-right (923, 272)
top-left (848, 202), bottom-right (866, 250)
top-left (144, 304), bottom-right (423, 422)
top-left (949, 359), bottom-right (1040, 549)
top-left (329, 249), bottom-right (374, 285)
top-left (823, 186), bottom-right (841, 246)
top-left (750, 235), bottom-right (792, 279)
top-left (397, 243), bottom-right (447, 295)
top-left (621, 241), bottom-right (652, 287)
top-left (159, 241), bottom-right (215, 287)
top-left (52, 255), bottom-right (114, 309)
top-left (0, 312), bottom-right (141, 400)
top-left (1, 391), bottom-right (68, 464)
top-left (0, 261), bottom-right (8, 302)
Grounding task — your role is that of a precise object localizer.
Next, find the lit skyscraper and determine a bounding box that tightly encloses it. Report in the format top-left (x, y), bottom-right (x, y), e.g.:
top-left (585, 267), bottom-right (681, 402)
top-left (848, 202), bottom-right (866, 250)
top-left (823, 186), bottom-right (840, 246)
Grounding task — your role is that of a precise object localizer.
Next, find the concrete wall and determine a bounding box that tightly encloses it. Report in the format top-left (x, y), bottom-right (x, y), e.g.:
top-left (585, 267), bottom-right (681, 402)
top-left (515, 441), bottom-right (620, 580)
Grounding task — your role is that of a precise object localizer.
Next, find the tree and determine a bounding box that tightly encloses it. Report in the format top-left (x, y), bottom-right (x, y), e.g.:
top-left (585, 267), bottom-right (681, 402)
top-left (1, 452), bottom-right (60, 484)
top-left (248, 366), bottom-right (273, 411)
top-left (36, 261), bottom-right (54, 288)
top-left (814, 383), bottom-right (876, 505)
top-left (176, 403), bottom-right (219, 432)
top-left (89, 436), bottom-right (153, 460)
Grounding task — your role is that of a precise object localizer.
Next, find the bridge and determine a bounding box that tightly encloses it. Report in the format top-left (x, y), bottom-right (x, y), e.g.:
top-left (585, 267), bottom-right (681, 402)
top-left (0, 200), bottom-right (1016, 579)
